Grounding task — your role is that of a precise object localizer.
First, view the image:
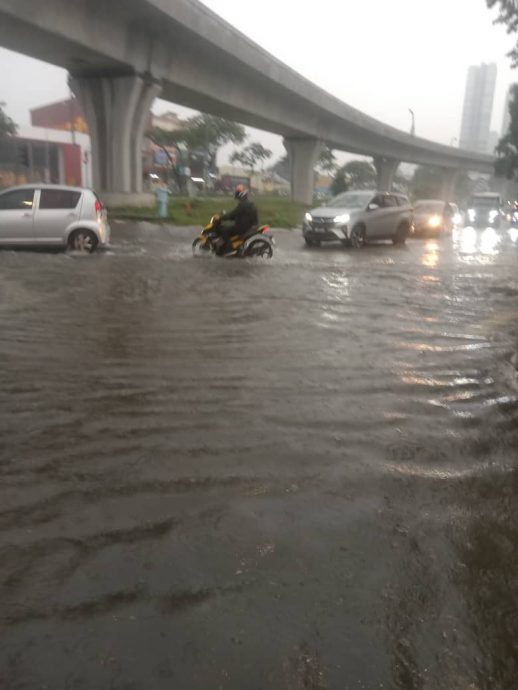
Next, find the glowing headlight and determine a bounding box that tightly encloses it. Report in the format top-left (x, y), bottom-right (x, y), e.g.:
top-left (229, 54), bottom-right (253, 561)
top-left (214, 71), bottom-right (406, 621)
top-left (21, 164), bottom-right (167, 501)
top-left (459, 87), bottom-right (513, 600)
top-left (468, 209), bottom-right (476, 222)
top-left (453, 213), bottom-right (462, 224)
top-left (304, 212), bottom-right (313, 222)
top-left (489, 209), bottom-right (499, 221)
top-left (428, 214), bottom-right (441, 228)
top-left (334, 213), bottom-right (350, 224)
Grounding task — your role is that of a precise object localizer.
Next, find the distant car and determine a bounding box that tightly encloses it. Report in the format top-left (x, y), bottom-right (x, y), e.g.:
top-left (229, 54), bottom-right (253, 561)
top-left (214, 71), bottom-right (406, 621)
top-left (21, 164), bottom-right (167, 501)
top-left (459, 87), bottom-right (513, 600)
top-left (0, 184), bottom-right (110, 253)
top-left (303, 190), bottom-right (412, 247)
top-left (412, 200), bottom-right (462, 237)
top-left (466, 192), bottom-right (504, 228)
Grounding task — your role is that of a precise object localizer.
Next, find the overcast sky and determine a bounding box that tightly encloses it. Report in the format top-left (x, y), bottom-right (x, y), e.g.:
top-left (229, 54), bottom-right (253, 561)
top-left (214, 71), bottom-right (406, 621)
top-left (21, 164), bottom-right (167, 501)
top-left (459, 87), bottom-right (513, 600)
top-left (0, 0), bottom-right (516, 165)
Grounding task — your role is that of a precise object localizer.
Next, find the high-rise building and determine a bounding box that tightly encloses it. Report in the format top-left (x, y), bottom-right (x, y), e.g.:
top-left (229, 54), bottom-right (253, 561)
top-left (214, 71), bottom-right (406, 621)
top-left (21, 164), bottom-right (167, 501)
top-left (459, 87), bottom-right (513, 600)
top-left (459, 63), bottom-right (497, 154)
top-left (501, 85), bottom-right (513, 137)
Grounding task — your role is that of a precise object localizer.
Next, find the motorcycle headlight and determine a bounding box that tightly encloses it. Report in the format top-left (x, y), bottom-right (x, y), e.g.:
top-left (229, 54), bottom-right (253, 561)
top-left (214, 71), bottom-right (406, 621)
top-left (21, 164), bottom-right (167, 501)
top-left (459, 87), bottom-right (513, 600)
top-left (428, 214), bottom-right (441, 228)
top-left (304, 212), bottom-right (313, 222)
top-left (489, 209), bottom-right (499, 221)
top-left (334, 213), bottom-right (350, 224)
top-left (453, 213), bottom-right (462, 225)
top-left (468, 209), bottom-right (476, 222)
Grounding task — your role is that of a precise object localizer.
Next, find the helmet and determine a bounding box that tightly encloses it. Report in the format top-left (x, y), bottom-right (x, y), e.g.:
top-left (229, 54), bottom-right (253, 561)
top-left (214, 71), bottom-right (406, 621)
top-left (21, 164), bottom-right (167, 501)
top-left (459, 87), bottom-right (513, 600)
top-left (234, 184), bottom-right (248, 200)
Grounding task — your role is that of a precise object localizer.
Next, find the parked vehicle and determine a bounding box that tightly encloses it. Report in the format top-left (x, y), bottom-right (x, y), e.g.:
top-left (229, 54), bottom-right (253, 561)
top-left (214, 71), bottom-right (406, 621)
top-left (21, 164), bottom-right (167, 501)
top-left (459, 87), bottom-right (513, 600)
top-left (303, 190), bottom-right (412, 247)
top-left (192, 215), bottom-right (274, 258)
top-left (0, 185), bottom-right (110, 253)
top-left (412, 200), bottom-right (462, 237)
top-left (466, 193), bottom-right (503, 228)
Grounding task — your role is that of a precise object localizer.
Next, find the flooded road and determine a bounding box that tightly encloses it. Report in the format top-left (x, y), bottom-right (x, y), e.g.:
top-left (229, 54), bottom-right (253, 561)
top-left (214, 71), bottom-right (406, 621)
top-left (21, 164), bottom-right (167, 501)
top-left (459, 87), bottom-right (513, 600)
top-left (1, 222), bottom-right (518, 689)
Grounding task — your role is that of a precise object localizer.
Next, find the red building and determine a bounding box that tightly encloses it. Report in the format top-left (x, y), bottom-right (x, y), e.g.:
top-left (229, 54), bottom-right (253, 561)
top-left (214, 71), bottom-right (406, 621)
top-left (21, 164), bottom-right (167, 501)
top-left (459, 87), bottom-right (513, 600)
top-left (31, 98), bottom-right (89, 134)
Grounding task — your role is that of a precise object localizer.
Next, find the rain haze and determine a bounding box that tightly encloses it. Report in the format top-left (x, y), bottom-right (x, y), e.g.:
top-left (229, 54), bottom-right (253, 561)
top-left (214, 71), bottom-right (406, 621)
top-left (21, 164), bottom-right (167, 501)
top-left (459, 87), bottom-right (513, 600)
top-left (0, 0), bottom-right (515, 162)
top-left (3, 2), bottom-right (518, 688)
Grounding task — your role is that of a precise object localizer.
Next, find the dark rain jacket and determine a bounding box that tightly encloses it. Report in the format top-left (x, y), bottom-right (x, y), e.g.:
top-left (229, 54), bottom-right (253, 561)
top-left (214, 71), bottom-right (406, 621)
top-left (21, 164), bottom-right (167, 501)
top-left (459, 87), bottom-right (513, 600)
top-left (221, 199), bottom-right (259, 234)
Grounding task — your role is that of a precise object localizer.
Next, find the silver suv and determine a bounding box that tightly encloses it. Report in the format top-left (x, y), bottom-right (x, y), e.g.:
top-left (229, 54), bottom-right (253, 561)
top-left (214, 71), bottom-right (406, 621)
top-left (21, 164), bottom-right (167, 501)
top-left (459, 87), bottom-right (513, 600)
top-left (0, 185), bottom-right (110, 253)
top-left (303, 190), bottom-right (412, 247)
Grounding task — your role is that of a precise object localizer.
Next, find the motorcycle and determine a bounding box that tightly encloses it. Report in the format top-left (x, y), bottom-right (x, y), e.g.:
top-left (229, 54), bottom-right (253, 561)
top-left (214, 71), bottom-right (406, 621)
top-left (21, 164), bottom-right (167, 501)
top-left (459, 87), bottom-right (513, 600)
top-left (192, 215), bottom-right (275, 258)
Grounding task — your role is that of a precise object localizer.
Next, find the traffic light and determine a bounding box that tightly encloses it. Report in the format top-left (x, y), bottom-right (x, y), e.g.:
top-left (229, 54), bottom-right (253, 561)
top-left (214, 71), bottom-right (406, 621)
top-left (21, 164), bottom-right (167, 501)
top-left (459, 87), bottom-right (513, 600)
top-left (17, 143), bottom-right (29, 168)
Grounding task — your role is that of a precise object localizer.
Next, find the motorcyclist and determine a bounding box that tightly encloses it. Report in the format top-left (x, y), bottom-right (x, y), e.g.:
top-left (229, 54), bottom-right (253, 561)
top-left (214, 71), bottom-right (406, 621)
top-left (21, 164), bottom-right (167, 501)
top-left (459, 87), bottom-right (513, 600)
top-left (216, 184), bottom-right (258, 252)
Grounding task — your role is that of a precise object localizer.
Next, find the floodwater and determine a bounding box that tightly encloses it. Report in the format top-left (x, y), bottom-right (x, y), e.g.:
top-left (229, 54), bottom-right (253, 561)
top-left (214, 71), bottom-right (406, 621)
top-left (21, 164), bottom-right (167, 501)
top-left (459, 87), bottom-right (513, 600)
top-left (1, 222), bottom-right (518, 690)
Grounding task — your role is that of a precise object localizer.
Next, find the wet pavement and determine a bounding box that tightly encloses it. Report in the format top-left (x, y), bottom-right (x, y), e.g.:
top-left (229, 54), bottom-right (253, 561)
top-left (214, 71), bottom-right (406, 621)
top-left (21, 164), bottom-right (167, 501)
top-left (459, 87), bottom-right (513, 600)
top-left (1, 222), bottom-right (518, 690)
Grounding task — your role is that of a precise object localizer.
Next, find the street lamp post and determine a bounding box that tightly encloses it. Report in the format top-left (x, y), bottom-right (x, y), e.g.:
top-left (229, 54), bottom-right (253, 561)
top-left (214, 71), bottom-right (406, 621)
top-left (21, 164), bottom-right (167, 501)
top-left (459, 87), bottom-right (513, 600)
top-left (408, 108), bottom-right (415, 137)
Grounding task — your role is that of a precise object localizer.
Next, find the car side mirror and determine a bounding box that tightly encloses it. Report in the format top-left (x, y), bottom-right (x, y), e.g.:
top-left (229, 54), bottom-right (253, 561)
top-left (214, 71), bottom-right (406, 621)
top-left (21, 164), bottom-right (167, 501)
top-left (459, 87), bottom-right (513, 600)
top-left (367, 203), bottom-right (379, 211)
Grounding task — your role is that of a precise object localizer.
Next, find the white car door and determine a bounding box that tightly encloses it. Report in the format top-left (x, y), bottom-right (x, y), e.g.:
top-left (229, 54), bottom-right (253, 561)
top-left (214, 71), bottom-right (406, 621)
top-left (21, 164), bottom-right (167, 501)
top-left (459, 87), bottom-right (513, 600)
top-left (34, 188), bottom-right (83, 243)
top-left (0, 187), bottom-right (36, 243)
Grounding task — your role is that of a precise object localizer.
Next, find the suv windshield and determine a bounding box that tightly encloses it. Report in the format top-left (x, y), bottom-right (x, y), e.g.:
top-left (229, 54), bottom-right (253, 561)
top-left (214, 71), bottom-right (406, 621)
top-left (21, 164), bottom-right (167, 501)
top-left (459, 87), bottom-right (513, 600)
top-left (327, 192), bottom-right (372, 208)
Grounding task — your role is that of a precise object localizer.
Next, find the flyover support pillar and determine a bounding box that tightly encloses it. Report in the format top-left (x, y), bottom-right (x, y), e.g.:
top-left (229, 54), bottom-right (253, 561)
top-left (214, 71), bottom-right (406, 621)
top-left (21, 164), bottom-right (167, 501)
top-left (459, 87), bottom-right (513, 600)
top-left (373, 156), bottom-right (400, 191)
top-left (284, 138), bottom-right (323, 204)
top-left (70, 73), bottom-right (162, 206)
top-left (440, 168), bottom-right (460, 201)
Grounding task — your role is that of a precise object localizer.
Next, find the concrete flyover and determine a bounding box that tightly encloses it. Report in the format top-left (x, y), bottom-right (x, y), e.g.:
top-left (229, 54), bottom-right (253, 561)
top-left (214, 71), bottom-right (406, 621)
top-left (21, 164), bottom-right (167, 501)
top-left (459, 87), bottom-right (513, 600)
top-left (0, 0), bottom-right (495, 203)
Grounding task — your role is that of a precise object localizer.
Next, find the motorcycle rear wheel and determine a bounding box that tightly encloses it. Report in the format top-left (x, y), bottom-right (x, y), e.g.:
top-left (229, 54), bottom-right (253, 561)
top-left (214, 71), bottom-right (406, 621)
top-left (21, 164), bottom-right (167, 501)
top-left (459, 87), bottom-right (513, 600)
top-left (244, 239), bottom-right (273, 259)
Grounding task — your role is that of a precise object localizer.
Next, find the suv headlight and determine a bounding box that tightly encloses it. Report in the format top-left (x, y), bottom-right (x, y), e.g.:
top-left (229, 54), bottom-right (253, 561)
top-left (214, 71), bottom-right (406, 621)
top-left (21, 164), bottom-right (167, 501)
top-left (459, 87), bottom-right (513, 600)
top-left (304, 212), bottom-right (313, 222)
top-left (334, 213), bottom-right (350, 224)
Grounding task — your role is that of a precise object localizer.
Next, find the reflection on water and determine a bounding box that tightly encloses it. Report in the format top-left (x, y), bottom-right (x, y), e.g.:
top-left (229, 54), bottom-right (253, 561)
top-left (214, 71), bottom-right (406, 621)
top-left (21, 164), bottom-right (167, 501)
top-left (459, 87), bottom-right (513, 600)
top-left (421, 240), bottom-right (439, 268)
top-left (454, 226), bottom-right (503, 262)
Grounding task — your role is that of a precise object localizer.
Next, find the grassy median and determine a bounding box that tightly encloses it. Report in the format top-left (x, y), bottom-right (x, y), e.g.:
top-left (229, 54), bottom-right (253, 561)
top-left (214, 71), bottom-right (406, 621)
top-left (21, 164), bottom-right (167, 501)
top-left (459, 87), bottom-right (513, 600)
top-left (109, 195), bottom-right (310, 228)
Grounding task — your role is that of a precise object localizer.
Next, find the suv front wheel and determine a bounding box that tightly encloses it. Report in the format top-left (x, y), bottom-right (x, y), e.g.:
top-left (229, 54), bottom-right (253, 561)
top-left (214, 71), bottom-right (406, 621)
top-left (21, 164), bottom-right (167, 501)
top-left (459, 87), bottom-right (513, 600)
top-left (350, 224), bottom-right (366, 248)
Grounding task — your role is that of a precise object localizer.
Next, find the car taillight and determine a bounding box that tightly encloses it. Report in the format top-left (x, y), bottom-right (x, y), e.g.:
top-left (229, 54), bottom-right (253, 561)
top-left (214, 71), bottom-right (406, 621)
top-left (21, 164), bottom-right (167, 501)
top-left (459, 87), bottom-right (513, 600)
top-left (95, 200), bottom-right (102, 214)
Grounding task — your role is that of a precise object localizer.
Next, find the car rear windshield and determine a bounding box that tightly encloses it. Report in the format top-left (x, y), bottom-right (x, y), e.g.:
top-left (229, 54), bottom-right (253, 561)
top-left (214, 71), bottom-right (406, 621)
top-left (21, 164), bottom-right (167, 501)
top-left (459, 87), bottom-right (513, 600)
top-left (415, 202), bottom-right (443, 213)
top-left (469, 197), bottom-right (500, 207)
top-left (39, 189), bottom-right (81, 210)
top-left (327, 192), bottom-right (372, 208)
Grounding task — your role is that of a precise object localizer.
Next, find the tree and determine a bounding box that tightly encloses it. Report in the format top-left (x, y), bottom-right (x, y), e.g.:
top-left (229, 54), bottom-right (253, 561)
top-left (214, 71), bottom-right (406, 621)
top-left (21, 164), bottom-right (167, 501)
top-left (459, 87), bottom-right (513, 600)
top-left (270, 154), bottom-right (290, 180)
top-left (409, 165), bottom-right (444, 200)
top-left (494, 84), bottom-right (518, 179)
top-left (487, 1), bottom-right (518, 65)
top-left (172, 113), bottom-right (246, 152)
top-left (230, 141), bottom-right (272, 174)
top-left (331, 168), bottom-right (349, 196)
top-left (343, 160), bottom-right (377, 189)
top-left (317, 145), bottom-right (337, 173)
top-left (148, 113), bottom-right (247, 177)
top-left (0, 103), bottom-right (17, 138)
top-left (270, 146), bottom-right (336, 180)
top-left (330, 160), bottom-right (376, 195)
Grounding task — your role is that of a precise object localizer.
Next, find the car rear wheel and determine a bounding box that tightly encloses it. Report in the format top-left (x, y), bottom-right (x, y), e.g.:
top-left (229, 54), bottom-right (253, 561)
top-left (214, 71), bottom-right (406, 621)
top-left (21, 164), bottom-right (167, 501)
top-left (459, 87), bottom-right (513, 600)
top-left (68, 229), bottom-right (98, 253)
top-left (350, 225), bottom-right (366, 248)
top-left (393, 221), bottom-right (409, 245)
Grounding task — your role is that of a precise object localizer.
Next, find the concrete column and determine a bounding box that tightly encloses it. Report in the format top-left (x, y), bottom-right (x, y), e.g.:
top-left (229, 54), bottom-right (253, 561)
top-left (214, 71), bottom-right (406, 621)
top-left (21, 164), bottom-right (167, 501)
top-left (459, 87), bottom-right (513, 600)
top-left (373, 156), bottom-right (400, 191)
top-left (70, 73), bottom-right (162, 205)
top-left (440, 168), bottom-right (460, 201)
top-left (283, 138), bottom-right (323, 204)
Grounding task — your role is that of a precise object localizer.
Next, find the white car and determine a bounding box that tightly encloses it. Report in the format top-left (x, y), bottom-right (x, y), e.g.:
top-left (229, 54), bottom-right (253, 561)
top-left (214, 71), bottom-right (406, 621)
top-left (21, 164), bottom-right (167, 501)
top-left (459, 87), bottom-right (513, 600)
top-left (0, 184), bottom-right (110, 252)
top-left (303, 190), bottom-right (412, 247)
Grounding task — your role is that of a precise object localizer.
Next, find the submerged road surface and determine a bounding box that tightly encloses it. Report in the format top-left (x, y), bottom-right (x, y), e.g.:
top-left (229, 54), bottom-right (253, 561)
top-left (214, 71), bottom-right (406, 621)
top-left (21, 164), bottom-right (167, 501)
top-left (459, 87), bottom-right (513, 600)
top-left (1, 223), bottom-right (518, 689)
